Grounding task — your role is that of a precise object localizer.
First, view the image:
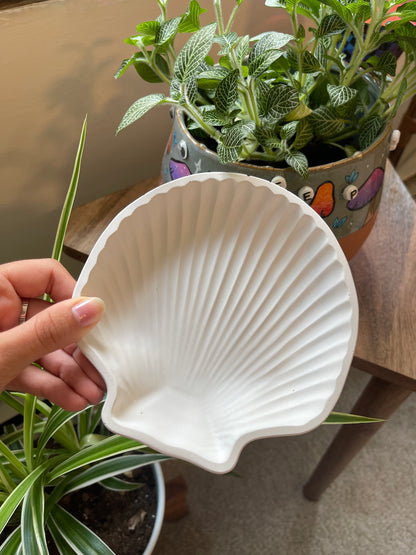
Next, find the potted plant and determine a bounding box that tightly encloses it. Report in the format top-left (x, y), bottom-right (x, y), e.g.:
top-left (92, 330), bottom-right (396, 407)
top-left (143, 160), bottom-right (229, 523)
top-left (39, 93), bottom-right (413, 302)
top-left (115, 0), bottom-right (416, 259)
top-left (0, 119), bottom-right (168, 555)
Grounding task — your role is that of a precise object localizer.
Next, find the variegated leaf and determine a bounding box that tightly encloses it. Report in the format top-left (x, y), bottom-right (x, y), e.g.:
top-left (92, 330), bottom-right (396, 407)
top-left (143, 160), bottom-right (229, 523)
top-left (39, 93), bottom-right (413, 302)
top-left (316, 14), bottom-right (347, 38)
top-left (285, 150), bottom-right (309, 179)
top-left (214, 70), bottom-right (239, 114)
top-left (117, 94), bottom-right (166, 133)
top-left (248, 50), bottom-right (285, 78)
top-left (174, 23), bottom-right (217, 83)
top-left (217, 143), bottom-right (240, 163)
top-left (235, 35), bottom-right (250, 65)
top-left (359, 115), bottom-right (384, 150)
top-left (310, 106), bottom-right (344, 137)
top-left (292, 119), bottom-right (314, 150)
top-left (327, 84), bottom-right (357, 107)
top-left (265, 84), bottom-right (299, 122)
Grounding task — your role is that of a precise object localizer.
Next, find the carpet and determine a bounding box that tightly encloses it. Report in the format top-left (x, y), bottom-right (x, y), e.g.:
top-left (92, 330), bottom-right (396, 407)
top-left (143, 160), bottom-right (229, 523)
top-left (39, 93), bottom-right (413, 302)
top-left (154, 367), bottom-right (416, 555)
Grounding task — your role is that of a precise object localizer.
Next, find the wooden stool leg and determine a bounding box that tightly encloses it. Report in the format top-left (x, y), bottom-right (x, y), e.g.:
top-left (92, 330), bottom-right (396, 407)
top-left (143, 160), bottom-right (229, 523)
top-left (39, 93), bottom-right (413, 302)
top-left (303, 376), bottom-right (412, 501)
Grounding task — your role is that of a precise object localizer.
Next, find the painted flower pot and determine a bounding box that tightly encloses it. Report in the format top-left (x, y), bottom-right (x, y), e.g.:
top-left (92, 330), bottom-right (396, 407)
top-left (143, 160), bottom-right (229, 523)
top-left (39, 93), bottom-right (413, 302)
top-left (161, 108), bottom-right (395, 260)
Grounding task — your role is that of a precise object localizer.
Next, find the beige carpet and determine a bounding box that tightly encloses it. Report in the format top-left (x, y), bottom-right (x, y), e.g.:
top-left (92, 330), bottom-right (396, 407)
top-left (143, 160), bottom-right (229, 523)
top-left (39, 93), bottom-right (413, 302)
top-left (153, 367), bottom-right (416, 555)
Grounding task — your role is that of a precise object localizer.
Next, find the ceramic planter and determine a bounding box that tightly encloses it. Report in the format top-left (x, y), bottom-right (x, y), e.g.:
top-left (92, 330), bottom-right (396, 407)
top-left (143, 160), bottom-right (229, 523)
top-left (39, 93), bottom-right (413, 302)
top-left (145, 463), bottom-right (165, 555)
top-left (161, 108), bottom-right (395, 260)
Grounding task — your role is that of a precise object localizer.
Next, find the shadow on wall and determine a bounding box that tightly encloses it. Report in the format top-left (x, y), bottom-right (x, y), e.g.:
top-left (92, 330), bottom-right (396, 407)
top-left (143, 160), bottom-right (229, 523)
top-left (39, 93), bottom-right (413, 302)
top-left (0, 0), bottom-right (174, 266)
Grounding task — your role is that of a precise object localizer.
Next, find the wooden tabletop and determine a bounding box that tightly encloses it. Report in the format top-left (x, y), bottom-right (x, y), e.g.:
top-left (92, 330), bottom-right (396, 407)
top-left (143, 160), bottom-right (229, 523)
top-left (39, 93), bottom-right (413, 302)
top-left (349, 162), bottom-right (416, 390)
top-left (64, 163), bottom-right (416, 389)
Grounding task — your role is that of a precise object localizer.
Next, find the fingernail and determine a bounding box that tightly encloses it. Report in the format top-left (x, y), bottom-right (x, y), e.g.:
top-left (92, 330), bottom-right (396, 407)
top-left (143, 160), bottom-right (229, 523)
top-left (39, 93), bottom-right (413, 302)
top-left (72, 297), bottom-right (105, 328)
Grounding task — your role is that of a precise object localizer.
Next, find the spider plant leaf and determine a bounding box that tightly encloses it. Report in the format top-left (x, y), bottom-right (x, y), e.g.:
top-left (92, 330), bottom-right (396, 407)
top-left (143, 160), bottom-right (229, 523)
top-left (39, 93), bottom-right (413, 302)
top-left (59, 454), bottom-right (169, 496)
top-left (48, 505), bottom-right (116, 554)
top-left (325, 412), bottom-right (384, 424)
top-left (47, 436), bottom-right (146, 482)
top-left (0, 460), bottom-right (53, 536)
top-left (51, 115), bottom-right (87, 263)
top-left (46, 517), bottom-right (78, 555)
top-left (21, 478), bottom-right (47, 555)
top-left (0, 526), bottom-right (22, 554)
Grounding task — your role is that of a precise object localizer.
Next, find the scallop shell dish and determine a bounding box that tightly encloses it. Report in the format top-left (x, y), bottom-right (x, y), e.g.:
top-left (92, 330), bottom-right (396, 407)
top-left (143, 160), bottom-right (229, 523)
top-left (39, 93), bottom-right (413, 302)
top-left (74, 172), bottom-right (358, 473)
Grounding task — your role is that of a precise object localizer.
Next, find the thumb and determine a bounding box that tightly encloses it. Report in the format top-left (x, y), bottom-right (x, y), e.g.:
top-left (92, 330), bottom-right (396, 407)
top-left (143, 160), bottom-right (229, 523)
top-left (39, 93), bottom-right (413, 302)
top-left (0, 297), bottom-right (104, 388)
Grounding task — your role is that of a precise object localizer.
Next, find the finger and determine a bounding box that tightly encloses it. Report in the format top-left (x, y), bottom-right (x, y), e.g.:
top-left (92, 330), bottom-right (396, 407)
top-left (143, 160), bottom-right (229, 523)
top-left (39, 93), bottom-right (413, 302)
top-left (38, 349), bottom-right (105, 405)
top-left (5, 365), bottom-right (94, 412)
top-left (0, 297), bottom-right (104, 391)
top-left (64, 345), bottom-right (107, 391)
top-left (0, 259), bottom-right (75, 330)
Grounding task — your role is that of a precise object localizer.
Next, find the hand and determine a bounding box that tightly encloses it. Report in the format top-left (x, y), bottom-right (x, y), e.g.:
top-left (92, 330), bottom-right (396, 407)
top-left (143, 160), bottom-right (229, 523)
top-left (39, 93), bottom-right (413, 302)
top-left (0, 259), bottom-right (106, 411)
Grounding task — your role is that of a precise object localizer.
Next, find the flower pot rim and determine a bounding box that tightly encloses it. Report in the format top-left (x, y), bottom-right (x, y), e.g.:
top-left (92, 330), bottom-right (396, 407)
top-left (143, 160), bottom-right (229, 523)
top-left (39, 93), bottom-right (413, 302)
top-left (143, 462), bottom-right (165, 555)
top-left (175, 107), bottom-right (392, 175)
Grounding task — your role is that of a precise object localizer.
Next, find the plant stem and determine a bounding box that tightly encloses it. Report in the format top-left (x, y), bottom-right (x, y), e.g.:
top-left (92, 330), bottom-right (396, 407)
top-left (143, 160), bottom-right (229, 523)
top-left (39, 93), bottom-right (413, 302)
top-left (225, 2), bottom-right (241, 33)
top-left (213, 0), bottom-right (225, 35)
top-left (182, 101), bottom-right (221, 140)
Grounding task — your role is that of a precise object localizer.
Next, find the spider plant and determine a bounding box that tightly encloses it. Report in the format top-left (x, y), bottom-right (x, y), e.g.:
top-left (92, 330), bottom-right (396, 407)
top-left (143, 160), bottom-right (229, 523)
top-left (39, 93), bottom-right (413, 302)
top-left (0, 118), bottom-right (168, 554)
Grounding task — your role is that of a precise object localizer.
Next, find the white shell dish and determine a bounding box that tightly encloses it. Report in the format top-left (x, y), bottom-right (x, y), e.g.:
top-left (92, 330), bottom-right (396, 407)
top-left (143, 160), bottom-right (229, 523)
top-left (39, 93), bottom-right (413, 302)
top-left (74, 172), bottom-right (358, 474)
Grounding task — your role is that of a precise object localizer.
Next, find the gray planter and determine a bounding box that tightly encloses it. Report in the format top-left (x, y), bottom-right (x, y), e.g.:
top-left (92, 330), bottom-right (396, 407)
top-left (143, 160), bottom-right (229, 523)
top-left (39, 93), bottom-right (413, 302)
top-left (161, 108), bottom-right (395, 259)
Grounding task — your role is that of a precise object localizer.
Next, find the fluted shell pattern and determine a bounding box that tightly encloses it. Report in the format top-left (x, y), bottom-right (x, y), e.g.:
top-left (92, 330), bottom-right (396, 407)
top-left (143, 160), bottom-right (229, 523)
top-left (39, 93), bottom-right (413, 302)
top-left (74, 172), bottom-right (358, 474)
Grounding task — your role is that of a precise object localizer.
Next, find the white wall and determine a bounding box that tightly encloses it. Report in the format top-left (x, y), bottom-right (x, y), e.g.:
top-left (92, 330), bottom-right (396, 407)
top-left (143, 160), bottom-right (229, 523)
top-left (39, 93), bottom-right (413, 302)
top-left (0, 0), bottom-right (290, 274)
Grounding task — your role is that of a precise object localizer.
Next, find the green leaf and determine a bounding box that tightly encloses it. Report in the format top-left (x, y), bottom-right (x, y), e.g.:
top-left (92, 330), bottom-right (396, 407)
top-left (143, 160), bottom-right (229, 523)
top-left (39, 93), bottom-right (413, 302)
top-left (316, 14), bottom-right (347, 38)
top-left (280, 121), bottom-right (297, 140)
top-left (47, 436), bottom-right (145, 482)
top-left (235, 34), bottom-right (250, 64)
top-left (156, 16), bottom-right (181, 45)
top-left (263, 84), bottom-right (299, 122)
top-left (215, 32), bottom-right (239, 55)
top-left (35, 406), bottom-right (82, 462)
top-left (184, 79), bottom-right (198, 104)
top-left (60, 454), bottom-right (169, 497)
top-left (301, 50), bottom-right (322, 73)
top-left (21, 478), bottom-right (47, 555)
top-left (136, 20), bottom-right (160, 38)
top-left (114, 56), bottom-right (135, 80)
top-left (178, 0), bottom-right (207, 33)
top-left (0, 460), bottom-right (53, 536)
top-left (199, 107), bottom-right (232, 126)
top-left (318, 0), bottom-right (351, 22)
top-left (285, 150), bottom-right (309, 179)
top-left (0, 440), bottom-right (27, 480)
top-left (133, 52), bottom-right (170, 83)
top-left (310, 106), bottom-right (345, 137)
top-left (117, 94), bottom-right (166, 134)
top-left (214, 69), bottom-right (239, 113)
top-left (377, 51), bottom-right (397, 77)
top-left (292, 118), bottom-right (314, 150)
top-left (359, 115), bottom-right (384, 150)
top-left (327, 84), bottom-right (357, 107)
top-left (250, 31), bottom-right (293, 59)
top-left (217, 142), bottom-right (240, 163)
top-left (0, 525), bottom-right (22, 554)
top-left (50, 116), bottom-right (87, 262)
top-left (254, 126), bottom-right (283, 149)
top-left (99, 476), bottom-right (144, 492)
top-left (46, 517), bottom-right (78, 555)
top-left (249, 49), bottom-right (286, 77)
top-left (174, 22), bottom-right (217, 83)
top-left (324, 412), bottom-right (383, 424)
top-left (197, 67), bottom-right (230, 89)
top-left (390, 77), bottom-right (408, 119)
top-left (285, 102), bottom-right (313, 122)
top-left (49, 505), bottom-right (116, 554)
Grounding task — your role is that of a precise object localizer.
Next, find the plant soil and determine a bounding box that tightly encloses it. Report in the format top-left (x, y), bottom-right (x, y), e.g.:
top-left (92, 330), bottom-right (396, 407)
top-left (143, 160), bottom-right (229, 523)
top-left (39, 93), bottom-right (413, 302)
top-left (51, 466), bottom-right (158, 555)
